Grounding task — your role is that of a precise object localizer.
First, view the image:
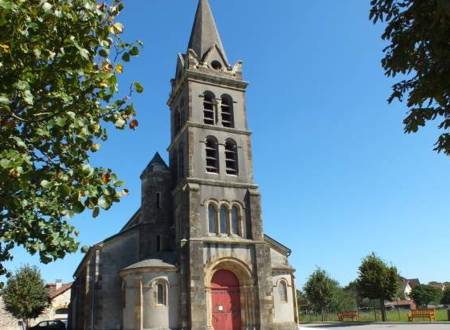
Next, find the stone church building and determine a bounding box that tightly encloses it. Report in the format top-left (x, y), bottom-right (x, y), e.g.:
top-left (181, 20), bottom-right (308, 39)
top-left (69, 1), bottom-right (298, 330)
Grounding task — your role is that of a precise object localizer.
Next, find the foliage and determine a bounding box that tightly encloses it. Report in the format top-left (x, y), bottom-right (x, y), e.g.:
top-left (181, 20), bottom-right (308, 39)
top-left (330, 286), bottom-right (357, 313)
top-left (299, 309), bottom-right (449, 323)
top-left (0, 0), bottom-right (143, 279)
top-left (303, 269), bottom-right (337, 315)
top-left (356, 253), bottom-right (399, 321)
top-left (2, 265), bottom-right (49, 328)
top-left (442, 286), bottom-right (450, 305)
top-left (411, 284), bottom-right (440, 307)
top-left (370, 0), bottom-right (450, 156)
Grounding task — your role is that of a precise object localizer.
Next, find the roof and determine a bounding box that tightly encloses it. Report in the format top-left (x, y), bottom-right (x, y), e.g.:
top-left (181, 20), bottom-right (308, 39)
top-left (47, 282), bottom-right (72, 300)
top-left (408, 278), bottom-right (420, 289)
top-left (187, 0), bottom-right (228, 64)
top-left (141, 152), bottom-right (169, 177)
top-left (73, 224), bottom-right (140, 277)
top-left (264, 234), bottom-right (292, 256)
top-left (121, 252), bottom-right (177, 272)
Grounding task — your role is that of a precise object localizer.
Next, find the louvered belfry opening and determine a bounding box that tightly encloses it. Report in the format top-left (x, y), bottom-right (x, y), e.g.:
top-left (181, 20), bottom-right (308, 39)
top-left (203, 93), bottom-right (216, 125)
top-left (225, 139), bottom-right (238, 175)
top-left (221, 95), bottom-right (234, 128)
top-left (205, 137), bottom-right (219, 173)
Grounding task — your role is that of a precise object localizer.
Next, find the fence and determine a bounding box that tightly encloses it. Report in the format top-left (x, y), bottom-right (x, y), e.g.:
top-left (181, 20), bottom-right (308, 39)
top-left (299, 307), bottom-right (449, 322)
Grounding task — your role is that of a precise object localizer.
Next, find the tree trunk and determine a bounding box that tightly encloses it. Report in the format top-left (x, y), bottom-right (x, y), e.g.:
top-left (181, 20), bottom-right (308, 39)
top-left (380, 298), bottom-right (387, 322)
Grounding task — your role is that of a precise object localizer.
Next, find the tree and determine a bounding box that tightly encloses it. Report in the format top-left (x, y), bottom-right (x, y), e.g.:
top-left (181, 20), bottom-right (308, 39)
top-left (370, 0), bottom-right (450, 156)
top-left (330, 286), bottom-right (357, 313)
top-left (2, 265), bottom-right (49, 329)
top-left (0, 0), bottom-right (143, 279)
top-left (442, 286), bottom-right (450, 306)
top-left (356, 253), bottom-right (399, 322)
top-left (303, 269), bottom-right (337, 320)
top-left (411, 284), bottom-right (440, 308)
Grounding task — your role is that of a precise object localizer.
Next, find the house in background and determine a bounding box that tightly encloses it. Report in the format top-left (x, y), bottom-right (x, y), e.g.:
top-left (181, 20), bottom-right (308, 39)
top-left (399, 278), bottom-right (420, 300)
top-left (429, 281), bottom-right (447, 292)
top-left (0, 280), bottom-right (72, 330)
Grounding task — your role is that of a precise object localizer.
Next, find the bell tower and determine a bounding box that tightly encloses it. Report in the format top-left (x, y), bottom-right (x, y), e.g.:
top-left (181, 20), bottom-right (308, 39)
top-left (167, 1), bottom-right (287, 330)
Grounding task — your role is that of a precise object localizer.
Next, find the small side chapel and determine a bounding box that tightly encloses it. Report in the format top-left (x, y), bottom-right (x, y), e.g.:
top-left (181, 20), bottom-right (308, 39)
top-left (68, 1), bottom-right (299, 330)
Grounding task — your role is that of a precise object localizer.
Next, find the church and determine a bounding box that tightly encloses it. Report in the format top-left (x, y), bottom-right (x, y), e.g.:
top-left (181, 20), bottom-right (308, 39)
top-left (68, 1), bottom-right (298, 330)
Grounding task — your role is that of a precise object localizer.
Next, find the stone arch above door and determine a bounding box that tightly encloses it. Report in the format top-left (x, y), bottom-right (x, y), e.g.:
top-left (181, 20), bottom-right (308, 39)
top-left (205, 257), bottom-right (257, 330)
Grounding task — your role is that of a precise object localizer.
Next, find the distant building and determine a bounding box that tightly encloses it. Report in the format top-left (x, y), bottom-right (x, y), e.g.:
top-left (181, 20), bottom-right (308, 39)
top-left (399, 278), bottom-right (420, 300)
top-left (386, 300), bottom-right (417, 311)
top-left (0, 280), bottom-right (72, 330)
top-left (429, 282), bottom-right (447, 292)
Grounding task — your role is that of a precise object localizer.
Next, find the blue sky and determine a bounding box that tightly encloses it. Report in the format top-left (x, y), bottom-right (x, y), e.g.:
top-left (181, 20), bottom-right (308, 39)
top-left (4, 0), bottom-right (450, 288)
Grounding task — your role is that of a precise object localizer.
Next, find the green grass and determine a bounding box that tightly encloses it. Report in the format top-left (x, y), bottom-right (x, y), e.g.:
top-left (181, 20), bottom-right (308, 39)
top-left (299, 309), bottom-right (449, 323)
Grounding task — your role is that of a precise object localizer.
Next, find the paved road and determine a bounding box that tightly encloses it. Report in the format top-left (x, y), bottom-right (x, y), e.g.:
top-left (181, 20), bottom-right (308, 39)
top-left (301, 324), bottom-right (450, 330)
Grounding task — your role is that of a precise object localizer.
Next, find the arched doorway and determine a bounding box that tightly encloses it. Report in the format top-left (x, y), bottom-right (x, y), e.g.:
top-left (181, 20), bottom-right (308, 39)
top-left (211, 269), bottom-right (242, 330)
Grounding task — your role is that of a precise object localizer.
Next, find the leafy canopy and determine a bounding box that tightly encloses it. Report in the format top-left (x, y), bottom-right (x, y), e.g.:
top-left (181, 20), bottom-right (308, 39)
top-left (370, 0), bottom-right (450, 155)
top-left (2, 265), bottom-right (49, 325)
top-left (303, 268), bottom-right (337, 313)
top-left (411, 284), bottom-right (440, 307)
top-left (356, 253), bottom-right (399, 302)
top-left (0, 0), bottom-right (143, 279)
top-left (442, 286), bottom-right (450, 305)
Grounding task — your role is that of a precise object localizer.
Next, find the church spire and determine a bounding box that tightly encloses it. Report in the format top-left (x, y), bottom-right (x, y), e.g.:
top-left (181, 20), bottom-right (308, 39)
top-left (187, 0), bottom-right (228, 64)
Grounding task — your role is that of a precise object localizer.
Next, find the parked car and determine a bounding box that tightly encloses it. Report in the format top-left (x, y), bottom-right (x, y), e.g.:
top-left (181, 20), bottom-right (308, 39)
top-left (29, 320), bottom-right (66, 330)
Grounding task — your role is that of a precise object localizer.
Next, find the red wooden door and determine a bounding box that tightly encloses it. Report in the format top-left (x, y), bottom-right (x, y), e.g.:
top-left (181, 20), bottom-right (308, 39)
top-left (211, 270), bottom-right (241, 330)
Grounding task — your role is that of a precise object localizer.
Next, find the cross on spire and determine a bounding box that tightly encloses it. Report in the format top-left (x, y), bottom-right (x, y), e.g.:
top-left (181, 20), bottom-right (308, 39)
top-left (187, 0), bottom-right (228, 64)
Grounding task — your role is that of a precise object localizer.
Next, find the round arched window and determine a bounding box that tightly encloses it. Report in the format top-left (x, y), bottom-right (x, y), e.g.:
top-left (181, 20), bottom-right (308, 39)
top-left (211, 60), bottom-right (222, 70)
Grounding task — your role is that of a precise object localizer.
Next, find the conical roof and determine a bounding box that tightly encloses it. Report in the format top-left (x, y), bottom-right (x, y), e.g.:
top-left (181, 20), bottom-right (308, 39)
top-left (187, 0), bottom-right (228, 64)
top-left (141, 152), bottom-right (169, 177)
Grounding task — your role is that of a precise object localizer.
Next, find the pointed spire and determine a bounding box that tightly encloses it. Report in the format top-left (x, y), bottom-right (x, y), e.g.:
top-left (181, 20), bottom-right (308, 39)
top-left (141, 152), bottom-right (169, 177)
top-left (188, 0), bottom-right (228, 64)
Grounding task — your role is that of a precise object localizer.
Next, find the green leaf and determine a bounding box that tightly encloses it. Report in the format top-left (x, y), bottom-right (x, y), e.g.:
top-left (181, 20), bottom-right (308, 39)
top-left (73, 202), bottom-right (85, 214)
top-left (40, 180), bottom-right (51, 188)
top-left (129, 46), bottom-right (139, 56)
top-left (122, 52), bottom-right (130, 62)
top-left (42, 2), bottom-right (52, 13)
top-left (98, 198), bottom-right (111, 210)
top-left (13, 81), bottom-right (29, 91)
top-left (115, 180), bottom-right (125, 187)
top-left (114, 118), bottom-right (126, 128)
top-left (99, 48), bottom-right (109, 57)
top-left (59, 184), bottom-right (71, 197)
top-left (81, 246), bottom-right (89, 253)
top-left (0, 94), bottom-right (8, 104)
top-left (23, 90), bottom-right (34, 105)
top-left (134, 82), bottom-right (144, 94)
top-left (56, 118), bottom-right (67, 127)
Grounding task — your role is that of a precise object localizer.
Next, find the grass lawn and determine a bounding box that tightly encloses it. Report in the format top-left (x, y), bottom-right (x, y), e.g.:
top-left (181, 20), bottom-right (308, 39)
top-left (300, 309), bottom-right (449, 323)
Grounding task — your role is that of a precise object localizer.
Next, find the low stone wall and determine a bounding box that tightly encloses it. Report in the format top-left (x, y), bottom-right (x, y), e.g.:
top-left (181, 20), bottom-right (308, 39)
top-left (0, 296), bottom-right (21, 330)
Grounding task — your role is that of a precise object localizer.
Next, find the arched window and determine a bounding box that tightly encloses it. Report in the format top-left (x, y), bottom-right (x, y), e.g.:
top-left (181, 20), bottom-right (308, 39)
top-left (225, 139), bottom-right (238, 175)
top-left (203, 92), bottom-right (216, 125)
top-left (156, 283), bottom-right (167, 306)
top-left (231, 206), bottom-right (239, 235)
top-left (220, 205), bottom-right (228, 234)
top-left (278, 280), bottom-right (288, 302)
top-left (221, 95), bottom-right (234, 128)
top-left (174, 107), bottom-right (181, 135)
top-left (205, 137), bottom-right (219, 173)
top-left (208, 204), bottom-right (217, 234)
